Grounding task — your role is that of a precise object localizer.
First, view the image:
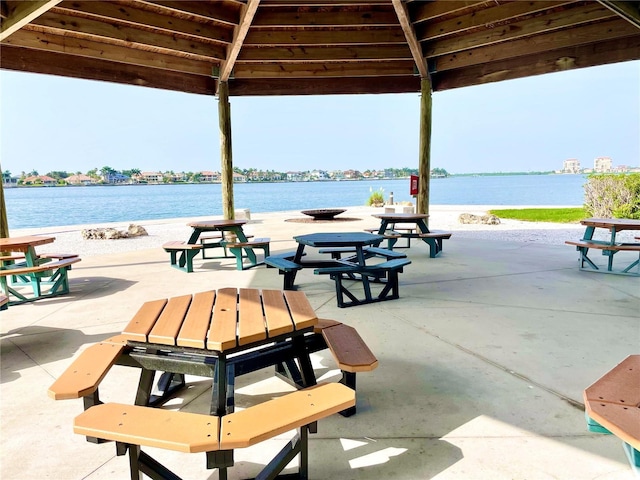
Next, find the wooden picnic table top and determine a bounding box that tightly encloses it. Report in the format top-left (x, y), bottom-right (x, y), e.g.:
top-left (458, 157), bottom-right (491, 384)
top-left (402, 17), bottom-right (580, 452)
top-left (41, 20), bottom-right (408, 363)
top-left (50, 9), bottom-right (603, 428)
top-left (121, 288), bottom-right (317, 352)
top-left (0, 235), bottom-right (56, 252)
top-left (295, 232), bottom-right (383, 248)
top-left (581, 218), bottom-right (640, 231)
top-left (372, 213), bottom-right (429, 221)
top-left (187, 219), bottom-right (247, 229)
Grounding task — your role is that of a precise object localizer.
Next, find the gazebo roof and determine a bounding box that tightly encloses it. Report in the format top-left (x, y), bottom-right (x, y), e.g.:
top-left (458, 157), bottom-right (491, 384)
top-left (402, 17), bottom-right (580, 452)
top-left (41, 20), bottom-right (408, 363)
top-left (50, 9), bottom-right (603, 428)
top-left (1, 1), bottom-right (639, 96)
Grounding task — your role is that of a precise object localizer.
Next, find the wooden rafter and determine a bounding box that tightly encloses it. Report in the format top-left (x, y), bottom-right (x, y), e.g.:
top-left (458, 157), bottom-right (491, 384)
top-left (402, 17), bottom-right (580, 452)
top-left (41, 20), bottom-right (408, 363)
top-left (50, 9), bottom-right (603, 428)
top-left (0, 1), bottom-right (637, 95)
top-left (218, 0), bottom-right (260, 84)
top-left (392, 0), bottom-right (428, 77)
top-left (424, 3), bottom-right (617, 57)
top-left (598, 0), bottom-right (640, 28)
top-left (0, 0), bottom-right (61, 41)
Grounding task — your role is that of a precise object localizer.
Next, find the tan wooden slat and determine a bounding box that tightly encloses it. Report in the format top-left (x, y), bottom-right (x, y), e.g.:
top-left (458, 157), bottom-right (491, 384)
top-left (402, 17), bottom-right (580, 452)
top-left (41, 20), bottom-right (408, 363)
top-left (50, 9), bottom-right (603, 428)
top-left (148, 295), bottom-right (192, 345)
top-left (283, 290), bottom-right (317, 331)
top-left (74, 403), bottom-right (221, 453)
top-left (584, 355), bottom-right (640, 405)
top-left (237, 288), bottom-right (267, 346)
top-left (177, 290), bottom-right (216, 349)
top-left (207, 288), bottom-right (238, 351)
top-left (322, 323), bottom-right (378, 373)
top-left (220, 383), bottom-right (355, 449)
top-left (122, 299), bottom-right (168, 342)
top-left (261, 289), bottom-right (294, 338)
top-left (48, 337), bottom-right (127, 400)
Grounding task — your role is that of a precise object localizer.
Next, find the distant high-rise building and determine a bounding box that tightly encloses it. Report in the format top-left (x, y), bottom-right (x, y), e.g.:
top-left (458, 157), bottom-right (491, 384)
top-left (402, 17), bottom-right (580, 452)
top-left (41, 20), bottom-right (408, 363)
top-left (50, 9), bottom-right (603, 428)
top-left (594, 157), bottom-right (612, 173)
top-left (563, 158), bottom-right (581, 174)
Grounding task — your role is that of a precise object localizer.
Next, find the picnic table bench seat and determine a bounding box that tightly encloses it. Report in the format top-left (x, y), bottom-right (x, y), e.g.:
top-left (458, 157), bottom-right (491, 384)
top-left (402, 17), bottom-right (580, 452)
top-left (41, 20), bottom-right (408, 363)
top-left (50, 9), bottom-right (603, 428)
top-left (265, 255), bottom-right (302, 290)
top-left (315, 257), bottom-right (411, 308)
top-left (565, 240), bottom-right (640, 275)
top-left (307, 319), bottom-right (378, 416)
top-left (366, 226), bottom-right (452, 256)
top-left (365, 226), bottom-right (415, 247)
top-left (0, 256), bottom-right (81, 304)
top-left (0, 294), bottom-right (8, 310)
top-left (73, 382), bottom-right (355, 479)
top-left (199, 233), bottom-right (254, 258)
top-left (162, 241), bottom-right (203, 273)
top-left (48, 335), bottom-right (129, 401)
top-left (224, 237), bottom-right (270, 270)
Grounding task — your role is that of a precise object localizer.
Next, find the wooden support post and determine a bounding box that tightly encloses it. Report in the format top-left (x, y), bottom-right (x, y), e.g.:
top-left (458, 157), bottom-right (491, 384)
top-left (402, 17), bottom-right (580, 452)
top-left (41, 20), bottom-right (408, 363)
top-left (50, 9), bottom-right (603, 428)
top-left (218, 82), bottom-right (235, 220)
top-left (417, 77), bottom-right (432, 217)
top-left (0, 164), bottom-right (9, 242)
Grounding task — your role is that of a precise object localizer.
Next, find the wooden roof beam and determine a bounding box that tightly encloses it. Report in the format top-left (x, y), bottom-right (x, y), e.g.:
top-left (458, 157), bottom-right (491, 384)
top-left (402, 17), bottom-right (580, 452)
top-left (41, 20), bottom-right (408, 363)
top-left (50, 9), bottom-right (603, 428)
top-left (0, 44), bottom-right (217, 95)
top-left (218, 0), bottom-right (260, 85)
top-left (0, 0), bottom-right (61, 41)
top-left (425, 3), bottom-right (617, 57)
top-left (432, 34), bottom-right (640, 90)
top-left (598, 1), bottom-right (640, 28)
top-left (392, 0), bottom-right (428, 77)
top-left (433, 17), bottom-right (639, 72)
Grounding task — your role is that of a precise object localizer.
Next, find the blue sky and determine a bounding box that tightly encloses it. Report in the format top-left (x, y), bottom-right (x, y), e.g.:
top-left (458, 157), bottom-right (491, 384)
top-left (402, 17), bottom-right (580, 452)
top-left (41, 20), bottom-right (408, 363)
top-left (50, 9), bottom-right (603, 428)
top-left (1, 60), bottom-right (638, 175)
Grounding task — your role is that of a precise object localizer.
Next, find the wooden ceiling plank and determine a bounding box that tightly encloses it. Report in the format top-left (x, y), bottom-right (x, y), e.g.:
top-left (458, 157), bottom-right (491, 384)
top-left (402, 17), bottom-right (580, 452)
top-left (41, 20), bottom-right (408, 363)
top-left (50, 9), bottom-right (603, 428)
top-left (146, 0), bottom-right (242, 27)
top-left (251, 5), bottom-right (399, 27)
top-left (432, 34), bottom-right (640, 90)
top-left (260, 1), bottom-right (390, 6)
top-left (392, 0), bottom-right (427, 77)
top-left (417, 1), bottom-right (573, 41)
top-left (229, 75), bottom-right (421, 96)
top-left (4, 29), bottom-right (217, 76)
top-left (32, 10), bottom-right (226, 60)
top-left (244, 27), bottom-right (406, 45)
top-left (219, 0), bottom-right (260, 82)
top-left (434, 18), bottom-right (639, 72)
top-left (54, 1), bottom-right (234, 44)
top-left (0, 0), bottom-right (61, 41)
top-left (0, 44), bottom-right (217, 95)
top-left (237, 44), bottom-right (412, 62)
top-left (424, 2), bottom-right (618, 57)
top-left (411, 1), bottom-right (488, 24)
top-left (232, 60), bottom-right (416, 78)
top-left (598, 1), bottom-right (640, 28)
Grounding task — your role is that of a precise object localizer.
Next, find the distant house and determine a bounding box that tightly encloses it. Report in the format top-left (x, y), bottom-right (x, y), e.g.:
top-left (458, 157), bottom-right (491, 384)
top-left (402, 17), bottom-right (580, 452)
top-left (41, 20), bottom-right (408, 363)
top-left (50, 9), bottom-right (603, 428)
top-left (233, 172), bottom-right (246, 183)
top-left (200, 171), bottom-right (220, 182)
top-left (562, 159), bottom-right (581, 174)
top-left (343, 170), bottom-right (362, 180)
top-left (66, 174), bottom-right (95, 185)
top-left (103, 172), bottom-right (130, 184)
top-left (23, 175), bottom-right (57, 185)
top-left (137, 171), bottom-right (164, 183)
top-left (2, 174), bottom-right (18, 187)
top-left (594, 157), bottom-right (612, 173)
top-left (286, 171), bottom-right (304, 181)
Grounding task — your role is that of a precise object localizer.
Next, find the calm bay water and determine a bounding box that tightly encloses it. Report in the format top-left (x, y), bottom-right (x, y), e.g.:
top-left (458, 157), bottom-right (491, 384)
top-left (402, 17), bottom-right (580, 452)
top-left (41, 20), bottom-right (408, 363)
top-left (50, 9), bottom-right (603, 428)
top-left (4, 175), bottom-right (588, 229)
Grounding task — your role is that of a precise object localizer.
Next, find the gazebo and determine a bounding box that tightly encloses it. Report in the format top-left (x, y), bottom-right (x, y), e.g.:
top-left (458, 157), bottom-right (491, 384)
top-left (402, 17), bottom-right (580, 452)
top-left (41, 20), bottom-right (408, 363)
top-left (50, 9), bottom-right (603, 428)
top-left (1, 0), bottom-right (639, 236)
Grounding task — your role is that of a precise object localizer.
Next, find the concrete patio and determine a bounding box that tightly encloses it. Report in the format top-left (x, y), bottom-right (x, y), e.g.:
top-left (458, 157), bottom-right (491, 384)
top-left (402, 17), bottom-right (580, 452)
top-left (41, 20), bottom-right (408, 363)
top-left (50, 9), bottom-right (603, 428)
top-left (1, 214), bottom-right (638, 479)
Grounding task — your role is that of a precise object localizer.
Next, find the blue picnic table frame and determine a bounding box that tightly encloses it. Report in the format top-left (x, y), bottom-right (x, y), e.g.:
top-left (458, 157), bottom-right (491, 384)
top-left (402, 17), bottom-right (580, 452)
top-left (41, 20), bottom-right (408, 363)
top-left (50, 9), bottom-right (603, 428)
top-left (577, 218), bottom-right (640, 275)
top-left (372, 212), bottom-right (445, 257)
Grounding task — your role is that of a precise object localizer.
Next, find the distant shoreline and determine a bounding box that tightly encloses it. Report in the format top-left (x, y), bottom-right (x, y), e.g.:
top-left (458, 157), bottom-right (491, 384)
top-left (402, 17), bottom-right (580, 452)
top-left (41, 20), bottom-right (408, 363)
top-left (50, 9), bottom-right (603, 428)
top-left (1, 171), bottom-right (589, 189)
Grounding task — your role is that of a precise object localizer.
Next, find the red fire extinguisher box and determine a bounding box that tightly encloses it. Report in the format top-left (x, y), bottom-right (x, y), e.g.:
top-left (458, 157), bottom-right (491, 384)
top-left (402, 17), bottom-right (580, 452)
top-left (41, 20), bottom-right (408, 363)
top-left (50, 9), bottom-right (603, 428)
top-left (410, 175), bottom-right (419, 195)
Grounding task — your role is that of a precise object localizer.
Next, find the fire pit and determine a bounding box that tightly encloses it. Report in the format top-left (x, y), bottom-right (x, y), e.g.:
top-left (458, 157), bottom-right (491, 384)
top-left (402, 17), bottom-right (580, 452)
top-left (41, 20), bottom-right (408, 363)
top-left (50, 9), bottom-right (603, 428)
top-left (300, 209), bottom-right (346, 220)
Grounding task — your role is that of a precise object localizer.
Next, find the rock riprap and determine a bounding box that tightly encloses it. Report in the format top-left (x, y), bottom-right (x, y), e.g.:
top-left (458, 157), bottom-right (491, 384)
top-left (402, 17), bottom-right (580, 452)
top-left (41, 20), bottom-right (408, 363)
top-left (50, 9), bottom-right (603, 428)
top-left (82, 224), bottom-right (148, 240)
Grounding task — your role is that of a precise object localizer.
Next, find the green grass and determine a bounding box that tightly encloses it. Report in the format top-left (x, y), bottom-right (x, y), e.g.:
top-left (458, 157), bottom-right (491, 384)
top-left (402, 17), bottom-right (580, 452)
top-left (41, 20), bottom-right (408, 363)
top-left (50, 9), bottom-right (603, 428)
top-left (488, 207), bottom-right (587, 223)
